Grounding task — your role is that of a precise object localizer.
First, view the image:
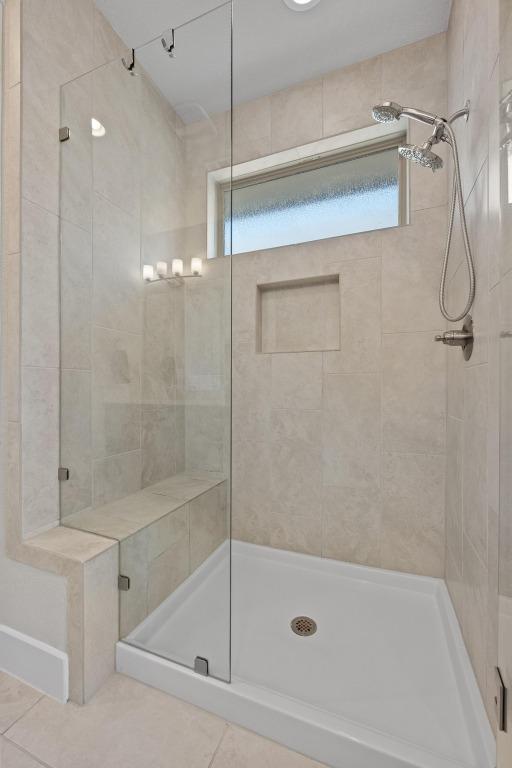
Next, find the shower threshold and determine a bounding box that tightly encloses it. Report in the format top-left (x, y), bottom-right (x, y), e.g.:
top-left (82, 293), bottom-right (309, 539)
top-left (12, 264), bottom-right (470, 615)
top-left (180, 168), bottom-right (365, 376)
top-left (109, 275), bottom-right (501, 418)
top-left (116, 541), bottom-right (494, 768)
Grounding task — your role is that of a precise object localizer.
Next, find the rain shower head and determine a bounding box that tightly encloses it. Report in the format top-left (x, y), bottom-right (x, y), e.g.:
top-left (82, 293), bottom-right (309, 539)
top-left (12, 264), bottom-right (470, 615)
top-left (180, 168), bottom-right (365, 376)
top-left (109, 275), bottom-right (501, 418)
top-left (398, 142), bottom-right (443, 171)
top-left (372, 101), bottom-right (403, 123)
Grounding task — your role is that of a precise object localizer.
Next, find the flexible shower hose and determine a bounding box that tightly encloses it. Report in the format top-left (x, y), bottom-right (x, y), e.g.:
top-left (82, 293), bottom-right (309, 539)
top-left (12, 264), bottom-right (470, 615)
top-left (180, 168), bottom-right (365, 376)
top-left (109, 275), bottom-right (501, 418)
top-left (438, 121), bottom-right (476, 322)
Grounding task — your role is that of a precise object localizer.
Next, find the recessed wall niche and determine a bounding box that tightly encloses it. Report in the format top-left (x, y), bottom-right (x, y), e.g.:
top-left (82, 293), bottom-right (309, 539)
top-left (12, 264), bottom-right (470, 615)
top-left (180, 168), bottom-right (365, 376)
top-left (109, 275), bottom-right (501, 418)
top-left (257, 274), bottom-right (341, 354)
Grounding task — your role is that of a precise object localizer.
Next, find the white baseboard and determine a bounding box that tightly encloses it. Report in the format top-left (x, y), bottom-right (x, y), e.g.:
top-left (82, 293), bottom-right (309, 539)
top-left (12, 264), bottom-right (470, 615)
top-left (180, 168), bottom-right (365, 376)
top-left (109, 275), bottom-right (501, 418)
top-left (0, 624), bottom-right (68, 702)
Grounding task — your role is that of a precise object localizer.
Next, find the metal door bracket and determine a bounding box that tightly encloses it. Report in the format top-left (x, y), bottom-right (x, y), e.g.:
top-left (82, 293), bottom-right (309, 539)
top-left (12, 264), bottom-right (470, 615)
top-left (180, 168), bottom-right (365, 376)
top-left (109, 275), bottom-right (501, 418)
top-left (118, 575), bottom-right (131, 592)
top-left (122, 48), bottom-right (136, 74)
top-left (59, 127), bottom-right (70, 143)
top-left (194, 656), bottom-right (209, 676)
top-left (495, 666), bottom-right (507, 732)
top-left (161, 29), bottom-right (175, 58)
top-left (58, 467), bottom-right (70, 481)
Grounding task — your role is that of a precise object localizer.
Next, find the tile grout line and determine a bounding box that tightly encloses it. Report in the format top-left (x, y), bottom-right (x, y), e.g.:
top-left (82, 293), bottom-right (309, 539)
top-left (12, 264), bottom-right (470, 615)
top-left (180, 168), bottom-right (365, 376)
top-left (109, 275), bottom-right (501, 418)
top-left (3, 734), bottom-right (54, 768)
top-left (206, 722), bottom-right (230, 768)
top-left (2, 690), bottom-right (45, 738)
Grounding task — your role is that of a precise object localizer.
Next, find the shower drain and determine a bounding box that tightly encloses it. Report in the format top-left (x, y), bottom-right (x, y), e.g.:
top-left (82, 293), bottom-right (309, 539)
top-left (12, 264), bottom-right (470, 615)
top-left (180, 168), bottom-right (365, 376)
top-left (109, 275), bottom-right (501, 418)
top-left (291, 616), bottom-right (317, 636)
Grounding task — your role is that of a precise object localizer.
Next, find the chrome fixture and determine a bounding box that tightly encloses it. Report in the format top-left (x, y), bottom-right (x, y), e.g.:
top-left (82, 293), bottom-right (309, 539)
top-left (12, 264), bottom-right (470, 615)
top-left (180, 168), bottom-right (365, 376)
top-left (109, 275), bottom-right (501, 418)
top-left (161, 28), bottom-right (175, 58)
top-left (435, 315), bottom-right (473, 361)
top-left (291, 616), bottom-right (317, 636)
top-left (372, 99), bottom-right (474, 323)
top-left (495, 667), bottom-right (508, 733)
top-left (194, 657), bottom-right (209, 676)
top-left (122, 48), bottom-right (136, 74)
top-left (398, 138), bottom-right (443, 171)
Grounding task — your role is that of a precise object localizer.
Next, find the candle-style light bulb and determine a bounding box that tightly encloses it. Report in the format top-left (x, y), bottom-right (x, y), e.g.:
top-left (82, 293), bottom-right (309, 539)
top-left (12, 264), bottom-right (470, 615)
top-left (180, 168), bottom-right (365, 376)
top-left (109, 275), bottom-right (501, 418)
top-left (156, 261), bottom-right (168, 278)
top-left (143, 264), bottom-right (154, 281)
top-left (171, 258), bottom-right (183, 277)
top-left (191, 257), bottom-right (203, 276)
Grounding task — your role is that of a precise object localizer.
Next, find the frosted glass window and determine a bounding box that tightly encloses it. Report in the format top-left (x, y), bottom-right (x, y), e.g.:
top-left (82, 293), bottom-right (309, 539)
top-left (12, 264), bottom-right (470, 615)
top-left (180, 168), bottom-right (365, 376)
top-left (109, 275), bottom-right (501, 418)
top-left (225, 147), bottom-right (401, 255)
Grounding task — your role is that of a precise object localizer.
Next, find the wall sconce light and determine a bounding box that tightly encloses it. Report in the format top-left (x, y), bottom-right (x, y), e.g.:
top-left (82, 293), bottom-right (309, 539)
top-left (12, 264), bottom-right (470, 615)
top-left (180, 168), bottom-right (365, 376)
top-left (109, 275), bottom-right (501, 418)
top-left (171, 258), bottom-right (184, 277)
top-left (143, 264), bottom-right (154, 281)
top-left (191, 257), bottom-right (203, 276)
top-left (156, 261), bottom-right (168, 278)
top-left (144, 259), bottom-right (202, 284)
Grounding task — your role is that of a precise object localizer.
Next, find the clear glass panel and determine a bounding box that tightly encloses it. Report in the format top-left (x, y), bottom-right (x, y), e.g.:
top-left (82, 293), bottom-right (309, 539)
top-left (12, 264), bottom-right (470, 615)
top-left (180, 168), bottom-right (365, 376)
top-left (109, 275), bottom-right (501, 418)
top-left (227, 146), bottom-right (400, 255)
top-left (59, 3), bottom-right (232, 681)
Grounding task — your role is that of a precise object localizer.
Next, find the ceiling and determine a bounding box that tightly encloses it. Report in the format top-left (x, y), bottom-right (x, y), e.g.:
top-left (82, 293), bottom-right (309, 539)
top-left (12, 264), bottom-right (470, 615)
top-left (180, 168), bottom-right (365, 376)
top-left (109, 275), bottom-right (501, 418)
top-left (95, 0), bottom-right (452, 121)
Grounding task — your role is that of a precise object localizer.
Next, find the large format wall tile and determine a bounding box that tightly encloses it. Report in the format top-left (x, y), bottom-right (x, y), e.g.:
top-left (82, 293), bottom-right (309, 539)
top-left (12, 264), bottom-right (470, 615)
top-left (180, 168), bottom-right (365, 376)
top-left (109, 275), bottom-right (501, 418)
top-left (83, 546), bottom-right (119, 701)
top-left (322, 486), bottom-right (381, 566)
top-left (382, 332), bottom-right (445, 455)
top-left (92, 194), bottom-right (142, 335)
top-left (60, 370), bottom-right (92, 518)
top-left (60, 220), bottom-right (92, 370)
top-left (233, 96), bottom-right (272, 164)
top-left (21, 201), bottom-right (59, 368)
top-left (324, 257), bottom-right (381, 374)
top-left (270, 78), bottom-right (323, 153)
top-left (21, 368), bottom-right (59, 535)
top-left (92, 60), bottom-right (141, 217)
top-left (4, 84), bottom-right (21, 256)
top-left (142, 406), bottom-right (177, 488)
top-left (381, 207), bottom-right (447, 333)
top-left (92, 326), bottom-right (141, 460)
top-left (271, 353), bottom-right (322, 411)
top-left (60, 73), bottom-right (94, 231)
top-left (463, 363), bottom-right (489, 565)
top-left (322, 373), bottom-right (380, 489)
top-left (381, 33), bottom-right (447, 115)
top-left (445, 415), bottom-right (463, 573)
top-left (462, 533), bottom-right (488, 697)
top-left (189, 485), bottom-right (228, 571)
top-left (323, 55), bottom-right (381, 137)
top-left (92, 450), bottom-right (141, 508)
top-left (381, 452), bottom-right (445, 576)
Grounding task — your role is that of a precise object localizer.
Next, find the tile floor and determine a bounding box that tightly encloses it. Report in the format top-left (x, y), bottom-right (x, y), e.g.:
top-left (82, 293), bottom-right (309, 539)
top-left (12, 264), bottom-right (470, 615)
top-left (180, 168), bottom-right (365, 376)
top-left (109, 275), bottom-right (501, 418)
top-left (0, 672), bottom-right (326, 768)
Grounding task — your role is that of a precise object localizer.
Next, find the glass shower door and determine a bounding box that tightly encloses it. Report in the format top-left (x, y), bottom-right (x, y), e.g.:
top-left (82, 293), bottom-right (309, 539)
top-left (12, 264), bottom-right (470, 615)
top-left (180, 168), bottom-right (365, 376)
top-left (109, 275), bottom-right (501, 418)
top-left (59, 3), bottom-right (232, 682)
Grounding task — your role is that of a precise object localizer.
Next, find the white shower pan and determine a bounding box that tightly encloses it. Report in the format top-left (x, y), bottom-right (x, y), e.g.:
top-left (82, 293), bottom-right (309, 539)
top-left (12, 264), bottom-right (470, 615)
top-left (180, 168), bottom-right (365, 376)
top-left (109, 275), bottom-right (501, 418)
top-left (117, 541), bottom-right (494, 768)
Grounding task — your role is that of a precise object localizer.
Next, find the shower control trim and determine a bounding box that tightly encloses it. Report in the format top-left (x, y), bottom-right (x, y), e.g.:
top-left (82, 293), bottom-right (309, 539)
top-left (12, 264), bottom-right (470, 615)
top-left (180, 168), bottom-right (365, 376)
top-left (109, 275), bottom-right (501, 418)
top-left (434, 315), bottom-right (473, 360)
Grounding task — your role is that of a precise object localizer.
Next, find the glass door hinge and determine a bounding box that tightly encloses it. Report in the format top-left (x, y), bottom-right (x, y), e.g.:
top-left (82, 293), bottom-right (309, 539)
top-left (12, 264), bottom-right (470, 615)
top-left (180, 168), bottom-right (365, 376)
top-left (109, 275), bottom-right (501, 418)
top-left (194, 656), bottom-right (209, 676)
top-left (59, 126), bottom-right (70, 142)
top-left (58, 467), bottom-right (70, 481)
top-left (118, 575), bottom-right (130, 591)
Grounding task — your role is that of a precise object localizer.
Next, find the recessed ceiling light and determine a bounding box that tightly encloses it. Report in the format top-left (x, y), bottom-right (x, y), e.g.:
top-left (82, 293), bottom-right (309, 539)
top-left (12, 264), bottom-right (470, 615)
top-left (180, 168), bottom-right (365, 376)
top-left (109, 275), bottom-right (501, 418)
top-left (283, 0), bottom-right (321, 11)
top-left (91, 117), bottom-right (106, 138)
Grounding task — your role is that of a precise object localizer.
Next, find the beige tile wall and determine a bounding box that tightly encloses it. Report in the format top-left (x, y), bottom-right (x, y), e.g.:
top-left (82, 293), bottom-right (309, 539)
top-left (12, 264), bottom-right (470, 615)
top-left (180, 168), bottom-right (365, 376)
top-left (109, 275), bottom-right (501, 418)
top-left (224, 34), bottom-right (448, 576)
top-left (60, 60), bottom-right (187, 518)
top-left (120, 482), bottom-right (228, 636)
top-left (443, 0), bottom-right (508, 735)
top-left (182, 112), bottom-right (231, 477)
top-left (497, 1), bottom-right (512, 761)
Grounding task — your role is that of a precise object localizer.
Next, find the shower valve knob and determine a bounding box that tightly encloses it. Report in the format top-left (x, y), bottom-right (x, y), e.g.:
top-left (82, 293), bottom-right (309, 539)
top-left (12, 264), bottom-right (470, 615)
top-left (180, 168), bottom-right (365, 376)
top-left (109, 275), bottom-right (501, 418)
top-left (434, 316), bottom-right (473, 360)
top-left (434, 330), bottom-right (472, 345)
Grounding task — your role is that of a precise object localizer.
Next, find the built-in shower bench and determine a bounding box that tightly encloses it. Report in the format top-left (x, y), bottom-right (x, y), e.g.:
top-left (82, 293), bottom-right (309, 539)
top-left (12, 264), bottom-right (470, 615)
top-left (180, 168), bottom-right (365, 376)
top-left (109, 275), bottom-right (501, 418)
top-left (62, 471), bottom-right (227, 542)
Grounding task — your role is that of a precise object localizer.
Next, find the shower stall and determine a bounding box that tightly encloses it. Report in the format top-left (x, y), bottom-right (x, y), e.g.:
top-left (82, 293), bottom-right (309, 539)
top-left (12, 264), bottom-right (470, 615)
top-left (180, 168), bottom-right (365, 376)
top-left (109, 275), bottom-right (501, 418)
top-left (57, 3), bottom-right (497, 767)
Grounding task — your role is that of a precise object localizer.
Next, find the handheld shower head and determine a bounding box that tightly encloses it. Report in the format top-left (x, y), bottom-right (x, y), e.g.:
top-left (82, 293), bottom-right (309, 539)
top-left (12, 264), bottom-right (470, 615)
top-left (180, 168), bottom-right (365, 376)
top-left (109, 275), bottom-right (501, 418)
top-left (398, 142), bottom-right (443, 171)
top-left (372, 101), bottom-right (402, 123)
top-left (371, 97), bottom-right (475, 323)
top-left (372, 102), bottom-right (444, 127)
